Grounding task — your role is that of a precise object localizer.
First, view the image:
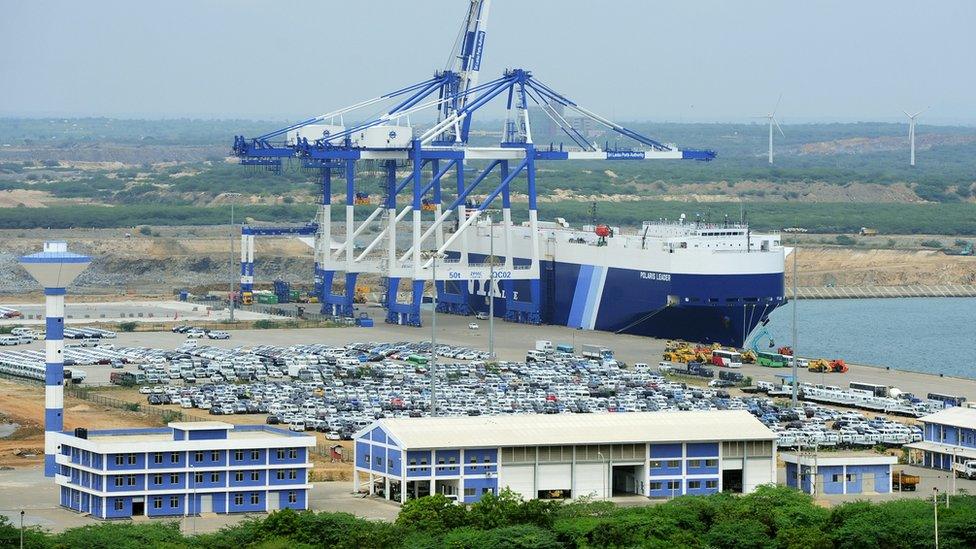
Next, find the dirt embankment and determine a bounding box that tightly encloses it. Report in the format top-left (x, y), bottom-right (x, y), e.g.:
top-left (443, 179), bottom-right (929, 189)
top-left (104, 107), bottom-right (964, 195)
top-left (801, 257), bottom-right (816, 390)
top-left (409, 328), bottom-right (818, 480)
top-left (789, 247), bottom-right (976, 287)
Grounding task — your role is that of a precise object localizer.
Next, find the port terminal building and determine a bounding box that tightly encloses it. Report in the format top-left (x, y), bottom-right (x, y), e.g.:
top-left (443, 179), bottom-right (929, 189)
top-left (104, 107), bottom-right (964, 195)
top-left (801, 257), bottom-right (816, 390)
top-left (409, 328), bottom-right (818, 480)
top-left (905, 407), bottom-right (976, 471)
top-left (353, 411), bottom-right (777, 504)
top-left (782, 452), bottom-right (897, 495)
top-left (50, 421), bottom-right (315, 519)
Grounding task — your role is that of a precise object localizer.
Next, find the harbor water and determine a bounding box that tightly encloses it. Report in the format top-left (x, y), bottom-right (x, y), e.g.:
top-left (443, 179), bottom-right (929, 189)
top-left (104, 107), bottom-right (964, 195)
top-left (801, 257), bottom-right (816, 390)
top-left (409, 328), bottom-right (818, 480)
top-left (763, 297), bottom-right (976, 380)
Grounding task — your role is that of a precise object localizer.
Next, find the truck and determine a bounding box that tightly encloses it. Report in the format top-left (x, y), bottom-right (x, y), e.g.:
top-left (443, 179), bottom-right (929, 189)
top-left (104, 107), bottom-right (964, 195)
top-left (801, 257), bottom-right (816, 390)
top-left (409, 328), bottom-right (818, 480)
top-left (953, 460), bottom-right (976, 480)
top-left (556, 343), bottom-right (575, 354)
top-left (892, 470), bottom-right (919, 491)
top-left (535, 340), bottom-right (554, 353)
top-left (669, 361), bottom-right (714, 379)
top-left (581, 344), bottom-right (613, 362)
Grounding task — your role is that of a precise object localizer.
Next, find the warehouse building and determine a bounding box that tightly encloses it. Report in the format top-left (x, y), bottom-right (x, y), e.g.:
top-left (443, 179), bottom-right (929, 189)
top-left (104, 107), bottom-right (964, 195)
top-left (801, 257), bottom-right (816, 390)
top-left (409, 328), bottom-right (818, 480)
top-left (905, 406), bottom-right (976, 471)
top-left (783, 452), bottom-right (897, 495)
top-left (51, 421), bottom-right (315, 519)
top-left (353, 411), bottom-right (777, 504)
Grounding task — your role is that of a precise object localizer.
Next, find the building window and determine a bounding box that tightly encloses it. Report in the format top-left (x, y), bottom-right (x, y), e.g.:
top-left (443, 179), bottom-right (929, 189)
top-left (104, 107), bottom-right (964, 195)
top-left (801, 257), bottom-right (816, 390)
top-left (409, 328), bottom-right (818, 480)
top-left (845, 474), bottom-right (854, 482)
top-left (250, 471), bottom-right (260, 481)
top-left (194, 451), bottom-right (203, 463)
top-left (288, 491), bottom-right (297, 504)
top-left (170, 496), bottom-right (179, 508)
top-left (170, 452), bottom-right (179, 464)
top-left (126, 476), bottom-right (136, 486)
top-left (483, 457), bottom-right (491, 463)
top-left (375, 456), bottom-right (383, 466)
top-left (448, 456), bottom-right (456, 464)
top-left (153, 474), bottom-right (162, 486)
top-left (482, 487), bottom-right (492, 495)
top-left (288, 469), bottom-right (297, 480)
top-left (470, 456), bottom-right (478, 463)
top-left (153, 453), bottom-right (163, 464)
top-left (114, 455), bottom-right (124, 466)
top-left (706, 480), bottom-right (718, 489)
top-left (437, 457), bottom-right (445, 465)
top-left (250, 493), bottom-right (259, 505)
top-left (114, 498), bottom-right (123, 511)
top-left (127, 454), bottom-right (136, 465)
top-left (688, 480), bottom-right (701, 489)
top-left (153, 497), bottom-right (162, 509)
top-left (114, 476), bottom-right (123, 487)
top-left (688, 459), bottom-right (701, 468)
top-left (704, 459), bottom-right (718, 468)
top-left (277, 449), bottom-right (285, 460)
top-left (210, 472), bottom-right (220, 483)
top-left (666, 480), bottom-right (680, 490)
top-left (666, 460), bottom-right (680, 468)
top-left (289, 449), bottom-right (298, 459)
top-left (276, 470), bottom-right (285, 480)
top-left (235, 472), bottom-right (244, 482)
top-left (409, 458), bottom-right (417, 466)
top-left (251, 450), bottom-right (260, 460)
top-left (234, 494), bottom-right (243, 506)
top-left (170, 474), bottom-right (179, 484)
top-left (194, 472), bottom-right (203, 484)
top-left (649, 460), bottom-right (662, 468)
top-left (464, 488), bottom-right (475, 496)
top-left (832, 474), bottom-right (842, 483)
top-left (234, 450), bottom-right (244, 461)
top-left (211, 451), bottom-right (220, 462)
top-left (649, 482), bottom-right (662, 491)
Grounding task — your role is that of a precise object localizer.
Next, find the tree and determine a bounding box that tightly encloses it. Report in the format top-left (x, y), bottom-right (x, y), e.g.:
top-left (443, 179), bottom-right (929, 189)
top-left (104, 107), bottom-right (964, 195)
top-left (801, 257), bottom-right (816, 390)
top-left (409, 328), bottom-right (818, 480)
top-left (395, 494), bottom-right (468, 533)
top-left (706, 518), bottom-right (773, 549)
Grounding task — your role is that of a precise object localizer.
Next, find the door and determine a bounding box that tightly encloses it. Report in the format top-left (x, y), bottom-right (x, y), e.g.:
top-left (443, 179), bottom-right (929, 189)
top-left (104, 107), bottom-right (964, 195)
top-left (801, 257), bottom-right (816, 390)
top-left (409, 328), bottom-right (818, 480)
top-left (268, 491), bottom-right (280, 512)
top-left (862, 473), bottom-right (875, 494)
top-left (199, 494), bottom-right (212, 514)
top-left (574, 463), bottom-right (607, 499)
top-left (500, 465), bottom-right (535, 499)
top-left (131, 499), bottom-right (144, 517)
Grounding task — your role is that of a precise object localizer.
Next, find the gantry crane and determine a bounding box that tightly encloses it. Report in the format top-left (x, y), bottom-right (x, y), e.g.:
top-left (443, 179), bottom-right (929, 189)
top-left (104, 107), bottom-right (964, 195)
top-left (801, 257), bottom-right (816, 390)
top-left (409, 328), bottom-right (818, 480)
top-left (233, 0), bottom-right (715, 324)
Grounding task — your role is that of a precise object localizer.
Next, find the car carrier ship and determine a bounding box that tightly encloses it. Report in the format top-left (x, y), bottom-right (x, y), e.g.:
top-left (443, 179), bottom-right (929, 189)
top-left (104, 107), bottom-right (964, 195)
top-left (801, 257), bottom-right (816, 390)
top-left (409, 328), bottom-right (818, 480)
top-left (444, 216), bottom-right (787, 348)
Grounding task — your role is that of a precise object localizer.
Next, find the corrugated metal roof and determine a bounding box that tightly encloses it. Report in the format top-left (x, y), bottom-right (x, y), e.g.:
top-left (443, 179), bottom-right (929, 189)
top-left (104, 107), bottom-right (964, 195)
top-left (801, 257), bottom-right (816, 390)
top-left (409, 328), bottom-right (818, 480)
top-left (375, 410), bottom-right (776, 449)
top-left (920, 407), bottom-right (976, 429)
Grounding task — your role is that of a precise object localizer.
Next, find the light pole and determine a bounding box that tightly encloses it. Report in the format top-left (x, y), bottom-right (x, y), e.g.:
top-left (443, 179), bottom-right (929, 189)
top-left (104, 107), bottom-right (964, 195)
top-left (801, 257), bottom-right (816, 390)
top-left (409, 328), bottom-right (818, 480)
top-left (424, 251), bottom-right (444, 416)
top-left (229, 201), bottom-right (236, 322)
top-left (19, 510), bottom-right (24, 549)
top-left (933, 487), bottom-right (940, 549)
top-left (783, 227), bottom-right (805, 407)
top-left (488, 216), bottom-right (495, 359)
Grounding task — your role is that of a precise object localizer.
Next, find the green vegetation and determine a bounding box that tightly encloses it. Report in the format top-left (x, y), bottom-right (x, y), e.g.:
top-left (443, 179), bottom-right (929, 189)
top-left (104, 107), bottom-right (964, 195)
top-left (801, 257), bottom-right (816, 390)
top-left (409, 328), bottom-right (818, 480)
top-left (117, 321), bottom-right (138, 332)
top-left (3, 486), bottom-right (975, 548)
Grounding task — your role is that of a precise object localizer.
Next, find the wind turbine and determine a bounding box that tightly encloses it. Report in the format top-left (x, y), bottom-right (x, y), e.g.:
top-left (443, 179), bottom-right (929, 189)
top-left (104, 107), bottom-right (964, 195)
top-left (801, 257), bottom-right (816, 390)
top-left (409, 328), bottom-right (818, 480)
top-left (764, 95), bottom-right (785, 164)
top-left (903, 109), bottom-right (924, 167)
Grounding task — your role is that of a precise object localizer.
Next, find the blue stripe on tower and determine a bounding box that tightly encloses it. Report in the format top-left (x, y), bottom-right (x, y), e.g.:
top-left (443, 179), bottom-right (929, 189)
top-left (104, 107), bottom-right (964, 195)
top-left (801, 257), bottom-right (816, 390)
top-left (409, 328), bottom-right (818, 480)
top-left (45, 408), bottom-right (63, 432)
top-left (567, 265), bottom-right (594, 328)
top-left (46, 317), bottom-right (64, 340)
top-left (45, 364), bottom-right (62, 385)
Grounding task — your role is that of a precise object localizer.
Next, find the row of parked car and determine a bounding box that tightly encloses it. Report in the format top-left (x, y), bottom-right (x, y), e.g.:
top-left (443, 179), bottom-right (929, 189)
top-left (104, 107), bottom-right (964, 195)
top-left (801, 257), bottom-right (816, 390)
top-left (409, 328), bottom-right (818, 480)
top-left (170, 325), bottom-right (230, 339)
top-left (91, 339), bottom-right (925, 450)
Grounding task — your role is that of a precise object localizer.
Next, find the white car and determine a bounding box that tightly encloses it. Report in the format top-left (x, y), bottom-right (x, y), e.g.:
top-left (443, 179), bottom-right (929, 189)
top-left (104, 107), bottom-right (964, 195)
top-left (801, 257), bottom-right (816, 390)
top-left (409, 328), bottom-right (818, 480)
top-left (186, 330), bottom-right (204, 339)
top-left (475, 312), bottom-right (488, 320)
top-left (468, 323), bottom-right (479, 330)
top-left (138, 386), bottom-right (152, 394)
top-left (207, 331), bottom-right (230, 340)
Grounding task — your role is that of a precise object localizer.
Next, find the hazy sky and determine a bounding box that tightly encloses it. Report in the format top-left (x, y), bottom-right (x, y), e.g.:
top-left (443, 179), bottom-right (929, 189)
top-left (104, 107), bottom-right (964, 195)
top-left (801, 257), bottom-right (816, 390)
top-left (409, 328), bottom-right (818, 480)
top-left (2, 0), bottom-right (974, 123)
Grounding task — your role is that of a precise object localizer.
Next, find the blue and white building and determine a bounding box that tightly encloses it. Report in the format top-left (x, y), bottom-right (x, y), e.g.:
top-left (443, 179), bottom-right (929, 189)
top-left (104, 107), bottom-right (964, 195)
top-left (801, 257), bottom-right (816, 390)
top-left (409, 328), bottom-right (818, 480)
top-left (18, 241), bottom-right (90, 477)
top-left (353, 411), bottom-right (776, 504)
top-left (783, 452), bottom-right (897, 495)
top-left (906, 406), bottom-right (976, 472)
top-left (50, 421), bottom-right (315, 518)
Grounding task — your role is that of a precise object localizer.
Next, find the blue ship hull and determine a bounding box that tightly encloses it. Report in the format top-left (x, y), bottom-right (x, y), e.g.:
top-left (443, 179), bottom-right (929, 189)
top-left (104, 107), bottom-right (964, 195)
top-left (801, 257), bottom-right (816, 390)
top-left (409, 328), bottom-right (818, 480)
top-left (444, 256), bottom-right (786, 348)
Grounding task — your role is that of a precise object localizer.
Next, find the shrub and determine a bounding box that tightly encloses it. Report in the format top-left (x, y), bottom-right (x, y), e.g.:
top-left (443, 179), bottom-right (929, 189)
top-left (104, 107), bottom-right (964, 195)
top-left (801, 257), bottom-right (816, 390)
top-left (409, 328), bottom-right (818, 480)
top-left (137, 225), bottom-right (152, 236)
top-left (920, 239), bottom-right (943, 248)
top-left (253, 319), bottom-right (279, 329)
top-left (834, 234), bottom-right (856, 246)
top-left (118, 321), bottom-right (138, 332)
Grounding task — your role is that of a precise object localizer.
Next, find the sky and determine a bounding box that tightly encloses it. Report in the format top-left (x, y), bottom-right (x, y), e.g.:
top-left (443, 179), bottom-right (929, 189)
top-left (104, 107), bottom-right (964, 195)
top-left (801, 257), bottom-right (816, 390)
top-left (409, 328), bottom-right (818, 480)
top-left (1, 0), bottom-right (974, 124)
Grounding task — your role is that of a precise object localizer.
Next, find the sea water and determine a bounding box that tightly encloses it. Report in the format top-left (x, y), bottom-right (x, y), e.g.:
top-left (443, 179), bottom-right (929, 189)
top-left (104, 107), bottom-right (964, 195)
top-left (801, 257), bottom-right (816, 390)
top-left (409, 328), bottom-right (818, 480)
top-left (763, 297), bottom-right (976, 379)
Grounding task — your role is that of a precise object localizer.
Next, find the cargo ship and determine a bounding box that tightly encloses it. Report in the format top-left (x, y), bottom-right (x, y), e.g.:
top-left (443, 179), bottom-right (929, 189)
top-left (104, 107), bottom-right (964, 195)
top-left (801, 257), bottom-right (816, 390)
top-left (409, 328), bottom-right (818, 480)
top-left (444, 217), bottom-right (786, 348)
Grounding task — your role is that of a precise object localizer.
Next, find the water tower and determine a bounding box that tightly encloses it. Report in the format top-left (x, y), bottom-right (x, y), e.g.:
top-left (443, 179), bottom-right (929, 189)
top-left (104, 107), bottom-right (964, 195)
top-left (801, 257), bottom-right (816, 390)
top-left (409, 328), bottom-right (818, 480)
top-left (19, 241), bottom-right (91, 477)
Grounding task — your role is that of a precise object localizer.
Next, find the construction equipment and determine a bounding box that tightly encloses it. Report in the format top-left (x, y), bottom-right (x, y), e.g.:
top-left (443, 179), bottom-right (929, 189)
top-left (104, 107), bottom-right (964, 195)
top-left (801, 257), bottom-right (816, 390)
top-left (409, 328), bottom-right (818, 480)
top-left (354, 192), bottom-right (371, 206)
top-left (421, 198), bottom-right (437, 212)
top-left (230, 0), bottom-right (715, 328)
top-left (808, 358), bottom-right (848, 373)
top-left (778, 346), bottom-right (794, 356)
top-left (741, 349), bottom-right (757, 364)
top-left (354, 285), bottom-right (369, 304)
top-left (859, 227), bottom-right (878, 236)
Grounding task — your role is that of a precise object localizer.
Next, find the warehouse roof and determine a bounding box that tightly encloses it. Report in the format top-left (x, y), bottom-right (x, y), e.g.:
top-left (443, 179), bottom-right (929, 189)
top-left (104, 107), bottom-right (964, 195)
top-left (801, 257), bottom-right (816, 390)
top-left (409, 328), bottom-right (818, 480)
top-left (370, 410), bottom-right (775, 449)
top-left (919, 407), bottom-right (976, 429)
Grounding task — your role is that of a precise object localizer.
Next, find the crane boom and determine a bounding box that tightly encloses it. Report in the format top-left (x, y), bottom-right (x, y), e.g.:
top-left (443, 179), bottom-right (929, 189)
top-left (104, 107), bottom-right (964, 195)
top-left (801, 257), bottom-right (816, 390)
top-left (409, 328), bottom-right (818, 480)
top-left (445, 0), bottom-right (491, 143)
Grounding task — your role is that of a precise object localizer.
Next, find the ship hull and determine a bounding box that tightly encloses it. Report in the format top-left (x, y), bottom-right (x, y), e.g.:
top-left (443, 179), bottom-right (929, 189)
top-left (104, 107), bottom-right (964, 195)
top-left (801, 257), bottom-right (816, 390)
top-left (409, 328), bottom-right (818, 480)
top-left (448, 255), bottom-right (785, 348)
